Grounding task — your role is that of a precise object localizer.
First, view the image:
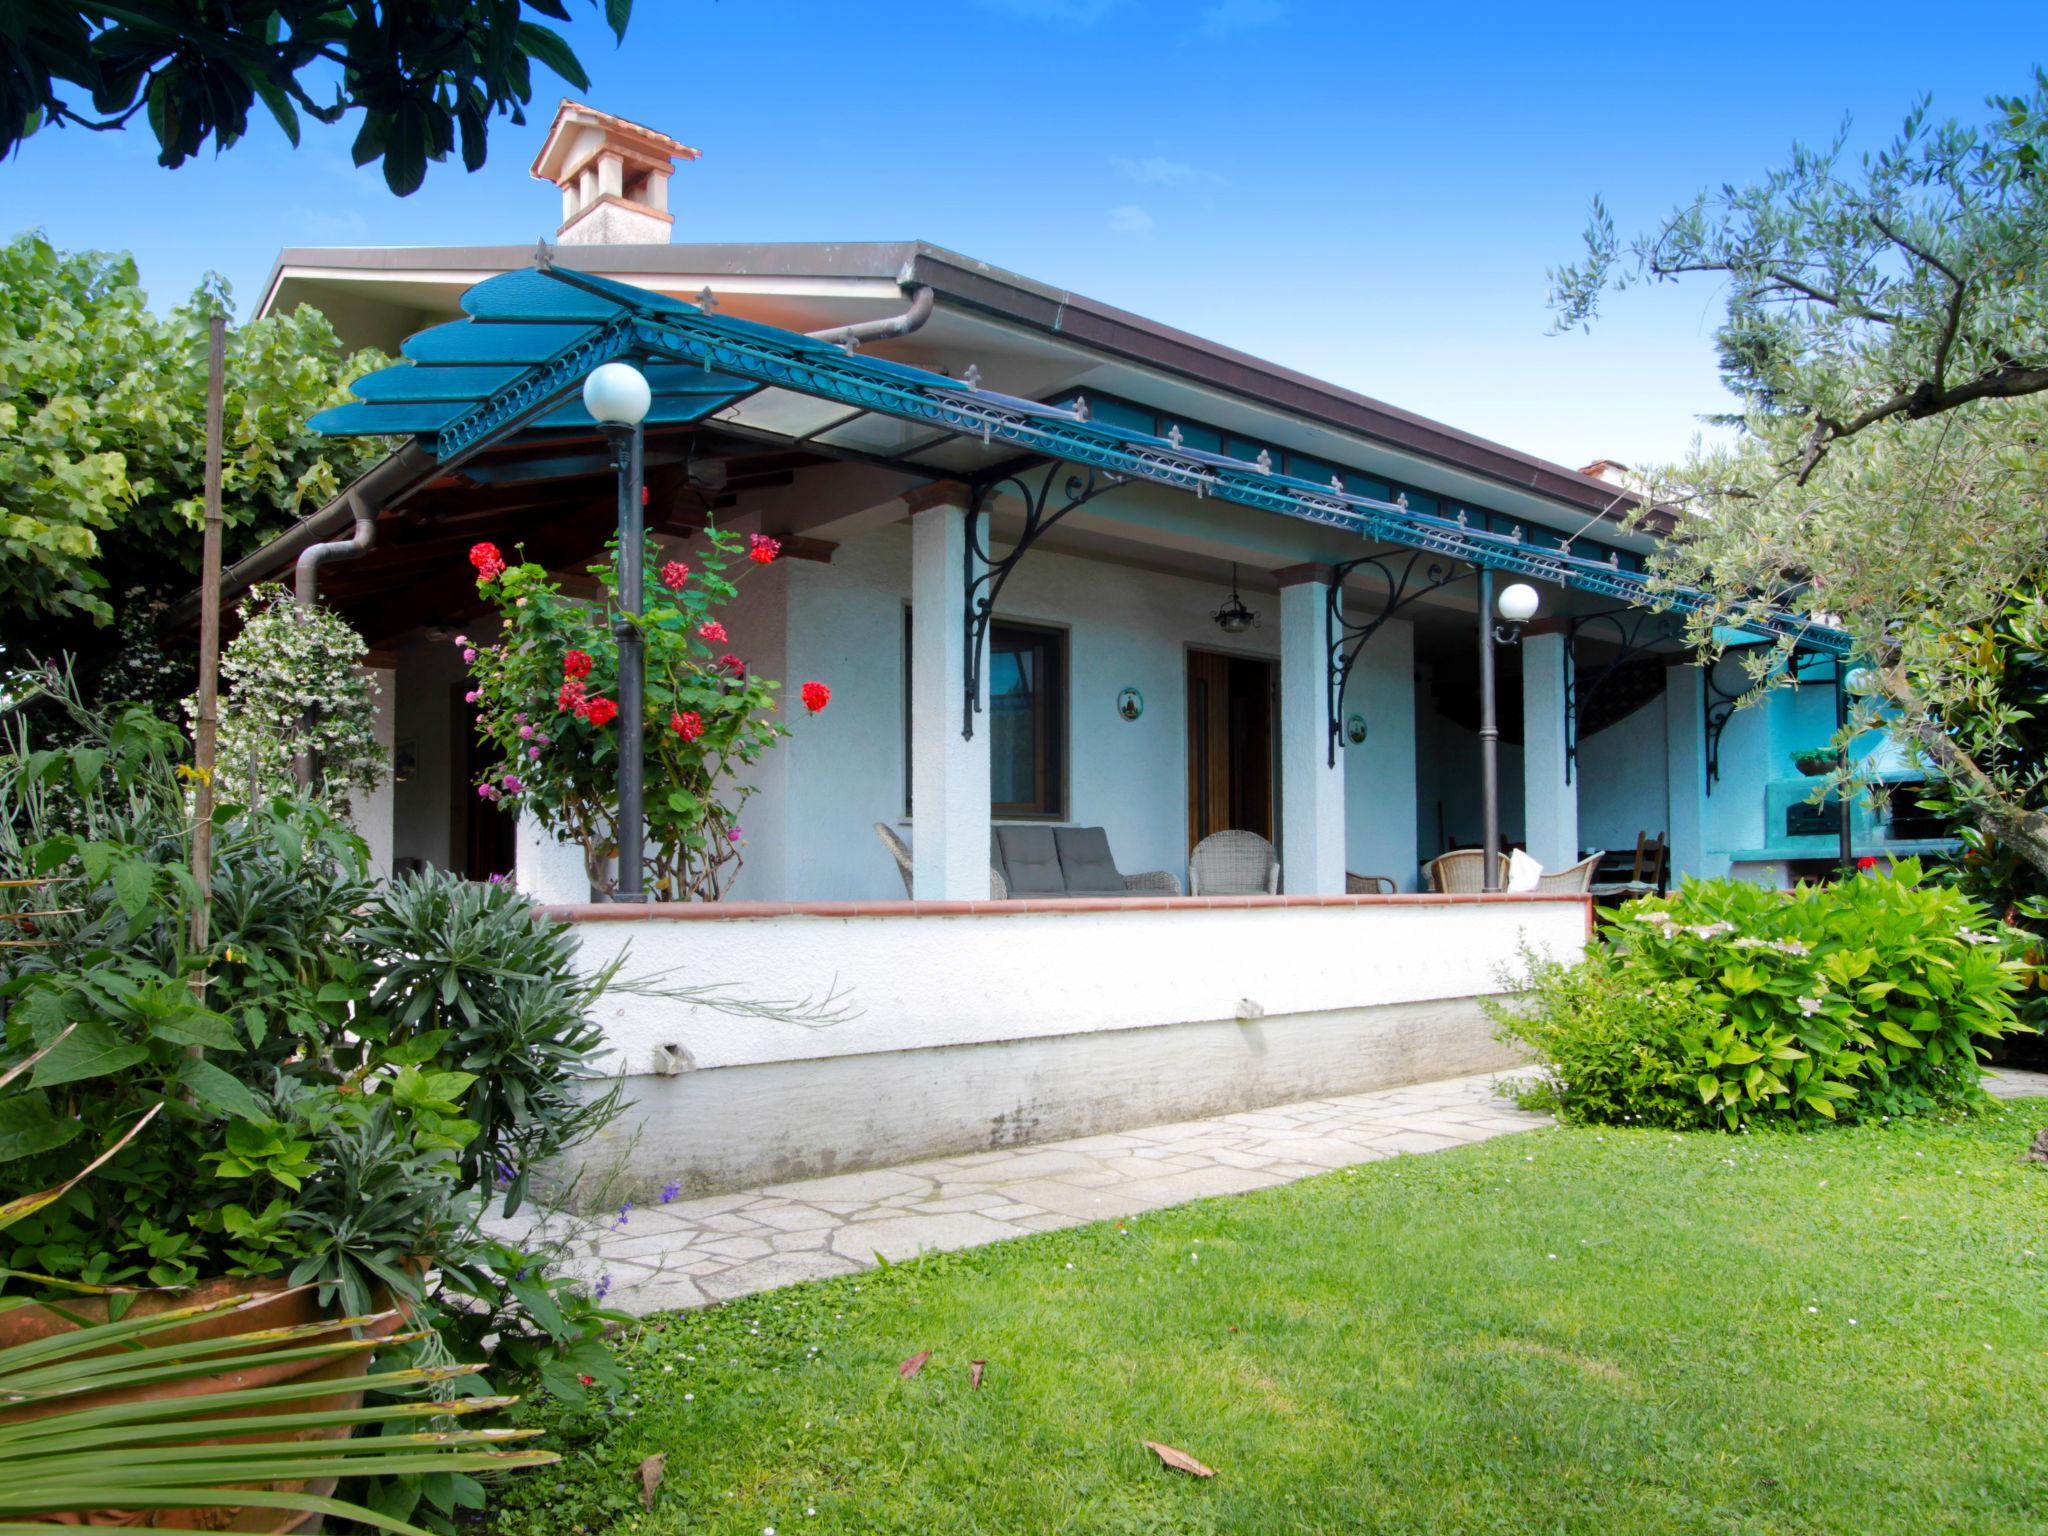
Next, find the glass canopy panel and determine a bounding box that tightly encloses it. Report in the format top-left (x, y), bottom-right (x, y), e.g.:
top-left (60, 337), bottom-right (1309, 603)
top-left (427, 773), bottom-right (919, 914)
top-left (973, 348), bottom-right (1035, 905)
top-left (708, 389), bottom-right (870, 440)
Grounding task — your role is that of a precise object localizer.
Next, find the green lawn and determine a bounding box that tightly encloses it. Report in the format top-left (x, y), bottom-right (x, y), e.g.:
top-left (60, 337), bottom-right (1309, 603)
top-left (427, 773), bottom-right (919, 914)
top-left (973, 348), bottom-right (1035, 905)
top-left (492, 1100), bottom-right (2048, 1536)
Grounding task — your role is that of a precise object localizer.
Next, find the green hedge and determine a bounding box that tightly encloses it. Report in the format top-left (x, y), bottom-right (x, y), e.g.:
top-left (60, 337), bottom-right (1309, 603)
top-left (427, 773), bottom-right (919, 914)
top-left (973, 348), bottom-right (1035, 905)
top-left (1492, 861), bottom-right (2027, 1129)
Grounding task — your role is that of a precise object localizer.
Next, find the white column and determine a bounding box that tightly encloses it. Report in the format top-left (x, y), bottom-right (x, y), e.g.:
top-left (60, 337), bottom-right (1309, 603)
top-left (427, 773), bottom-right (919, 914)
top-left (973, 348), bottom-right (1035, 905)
top-left (1277, 571), bottom-right (1346, 895)
top-left (909, 486), bottom-right (990, 899)
top-left (352, 660), bottom-right (397, 882)
top-left (1664, 661), bottom-right (1709, 884)
top-left (1521, 630), bottom-right (1578, 872)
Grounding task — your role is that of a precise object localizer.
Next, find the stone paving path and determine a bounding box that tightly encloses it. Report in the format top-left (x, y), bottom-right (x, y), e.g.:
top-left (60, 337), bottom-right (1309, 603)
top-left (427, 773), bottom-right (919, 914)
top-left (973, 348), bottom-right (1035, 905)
top-left (500, 1064), bottom-right (2048, 1318)
top-left (1986, 1066), bottom-right (2048, 1099)
top-left (504, 1069), bottom-right (1550, 1317)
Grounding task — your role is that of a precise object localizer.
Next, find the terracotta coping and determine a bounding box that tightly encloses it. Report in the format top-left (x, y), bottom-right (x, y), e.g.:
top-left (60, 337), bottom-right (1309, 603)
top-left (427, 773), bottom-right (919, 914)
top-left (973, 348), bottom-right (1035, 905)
top-left (542, 891), bottom-right (1593, 922)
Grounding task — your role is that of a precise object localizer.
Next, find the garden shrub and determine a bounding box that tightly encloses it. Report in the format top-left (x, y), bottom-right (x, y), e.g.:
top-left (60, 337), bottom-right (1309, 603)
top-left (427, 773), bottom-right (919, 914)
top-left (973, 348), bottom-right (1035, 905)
top-left (1493, 861), bottom-right (2026, 1129)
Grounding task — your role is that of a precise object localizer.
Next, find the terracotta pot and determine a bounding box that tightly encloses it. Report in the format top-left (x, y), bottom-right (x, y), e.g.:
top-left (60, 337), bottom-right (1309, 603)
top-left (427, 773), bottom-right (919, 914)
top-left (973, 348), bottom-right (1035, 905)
top-left (0, 1274), bottom-right (406, 1532)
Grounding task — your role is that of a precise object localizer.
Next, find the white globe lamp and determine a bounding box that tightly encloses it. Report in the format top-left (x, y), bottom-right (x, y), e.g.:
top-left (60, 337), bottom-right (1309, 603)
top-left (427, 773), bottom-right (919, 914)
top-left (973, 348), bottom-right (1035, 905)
top-left (583, 362), bottom-right (651, 427)
top-left (1496, 583), bottom-right (1541, 624)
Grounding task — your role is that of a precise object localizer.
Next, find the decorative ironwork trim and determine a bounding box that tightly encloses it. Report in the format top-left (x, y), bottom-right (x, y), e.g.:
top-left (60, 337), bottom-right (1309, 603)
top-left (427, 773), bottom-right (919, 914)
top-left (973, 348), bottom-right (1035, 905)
top-left (1703, 646), bottom-right (1835, 793)
top-left (1325, 552), bottom-right (1476, 766)
top-left (961, 461), bottom-right (1127, 740)
top-left (1563, 608), bottom-right (1688, 783)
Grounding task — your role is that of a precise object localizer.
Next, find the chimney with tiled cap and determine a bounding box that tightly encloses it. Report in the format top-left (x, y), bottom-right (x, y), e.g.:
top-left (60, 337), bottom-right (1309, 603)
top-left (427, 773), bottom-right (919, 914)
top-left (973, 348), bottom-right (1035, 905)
top-left (530, 100), bottom-right (699, 245)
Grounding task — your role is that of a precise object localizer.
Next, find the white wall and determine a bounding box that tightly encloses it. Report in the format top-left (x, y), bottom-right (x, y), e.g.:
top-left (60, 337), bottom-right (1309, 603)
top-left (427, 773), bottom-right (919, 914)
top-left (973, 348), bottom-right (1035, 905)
top-left (563, 897), bottom-right (1589, 1074)
top-left (1577, 689), bottom-right (1670, 860)
top-left (1342, 618), bottom-right (1419, 888)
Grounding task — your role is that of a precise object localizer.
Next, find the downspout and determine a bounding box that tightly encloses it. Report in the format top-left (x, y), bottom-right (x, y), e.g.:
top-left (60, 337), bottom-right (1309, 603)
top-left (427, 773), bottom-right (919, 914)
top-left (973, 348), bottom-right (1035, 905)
top-left (294, 489), bottom-right (377, 605)
top-left (806, 283), bottom-right (934, 347)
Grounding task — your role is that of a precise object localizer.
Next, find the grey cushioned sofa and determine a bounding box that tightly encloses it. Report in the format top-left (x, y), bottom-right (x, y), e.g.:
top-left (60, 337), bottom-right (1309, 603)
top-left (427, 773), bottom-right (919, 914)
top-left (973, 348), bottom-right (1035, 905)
top-left (990, 825), bottom-right (1182, 898)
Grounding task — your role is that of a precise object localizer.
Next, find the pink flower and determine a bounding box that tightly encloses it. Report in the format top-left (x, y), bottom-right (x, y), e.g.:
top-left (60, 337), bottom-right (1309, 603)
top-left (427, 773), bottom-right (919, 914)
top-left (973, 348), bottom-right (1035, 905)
top-left (464, 689), bottom-right (480, 703)
top-left (536, 733), bottom-right (551, 746)
top-left (698, 620), bottom-right (728, 644)
top-left (527, 745), bottom-right (542, 760)
top-left (801, 681), bottom-right (831, 714)
top-left (519, 725), bottom-right (534, 740)
top-left (748, 533), bottom-right (781, 565)
top-left (502, 774), bottom-right (522, 791)
top-left (661, 560), bottom-right (691, 591)
top-left (463, 648), bottom-right (478, 663)
top-left (558, 679), bottom-right (588, 714)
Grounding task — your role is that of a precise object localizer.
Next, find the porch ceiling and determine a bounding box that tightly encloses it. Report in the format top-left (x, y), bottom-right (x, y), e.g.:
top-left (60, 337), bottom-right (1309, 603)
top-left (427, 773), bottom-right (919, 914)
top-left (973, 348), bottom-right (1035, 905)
top-left (308, 262), bottom-right (1848, 656)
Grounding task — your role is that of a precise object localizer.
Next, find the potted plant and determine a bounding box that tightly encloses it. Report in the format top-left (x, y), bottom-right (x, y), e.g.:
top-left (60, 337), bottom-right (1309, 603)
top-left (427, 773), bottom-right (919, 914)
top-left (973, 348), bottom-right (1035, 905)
top-left (0, 683), bottom-right (624, 1530)
top-left (1791, 747), bottom-right (1843, 776)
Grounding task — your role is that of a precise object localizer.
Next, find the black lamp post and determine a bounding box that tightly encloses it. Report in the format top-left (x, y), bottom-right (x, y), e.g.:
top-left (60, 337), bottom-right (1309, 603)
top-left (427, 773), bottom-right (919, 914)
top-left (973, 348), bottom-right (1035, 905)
top-left (583, 361), bottom-right (652, 901)
top-left (1477, 576), bottom-right (1541, 893)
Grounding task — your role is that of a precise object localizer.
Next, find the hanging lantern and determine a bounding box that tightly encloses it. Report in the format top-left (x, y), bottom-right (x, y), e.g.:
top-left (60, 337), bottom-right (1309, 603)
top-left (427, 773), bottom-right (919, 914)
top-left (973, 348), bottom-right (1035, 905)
top-left (1211, 564), bottom-right (1260, 635)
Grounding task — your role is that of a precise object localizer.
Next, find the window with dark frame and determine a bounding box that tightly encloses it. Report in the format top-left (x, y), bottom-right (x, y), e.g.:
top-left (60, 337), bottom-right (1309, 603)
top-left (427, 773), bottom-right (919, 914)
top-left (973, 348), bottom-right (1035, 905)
top-left (902, 613), bottom-right (1067, 819)
top-left (989, 622), bottom-right (1065, 818)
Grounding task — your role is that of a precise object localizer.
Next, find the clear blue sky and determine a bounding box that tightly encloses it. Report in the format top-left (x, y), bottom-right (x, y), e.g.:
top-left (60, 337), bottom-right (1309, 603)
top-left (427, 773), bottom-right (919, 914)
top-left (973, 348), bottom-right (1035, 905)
top-left (4, 1), bottom-right (2038, 469)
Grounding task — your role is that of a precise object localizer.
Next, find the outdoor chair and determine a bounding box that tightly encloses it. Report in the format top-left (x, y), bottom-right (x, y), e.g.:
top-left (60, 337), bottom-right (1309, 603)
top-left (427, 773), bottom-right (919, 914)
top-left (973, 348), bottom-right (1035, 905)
top-left (1589, 832), bottom-right (1668, 904)
top-left (1534, 851), bottom-right (1604, 894)
top-left (1424, 849), bottom-right (1510, 893)
top-left (989, 825), bottom-right (1182, 897)
top-left (1188, 830), bottom-right (1281, 896)
top-left (873, 822), bottom-right (1008, 900)
top-left (1346, 872), bottom-right (1397, 894)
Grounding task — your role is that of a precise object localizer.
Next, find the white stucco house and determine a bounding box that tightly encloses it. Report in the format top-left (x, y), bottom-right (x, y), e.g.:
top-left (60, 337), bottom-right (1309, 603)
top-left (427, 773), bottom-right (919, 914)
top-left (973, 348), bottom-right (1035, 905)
top-left (185, 103), bottom-right (1940, 1195)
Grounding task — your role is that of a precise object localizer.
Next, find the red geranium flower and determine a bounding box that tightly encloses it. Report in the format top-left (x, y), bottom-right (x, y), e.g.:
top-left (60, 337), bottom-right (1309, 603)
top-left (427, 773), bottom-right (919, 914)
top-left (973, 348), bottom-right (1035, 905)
top-left (671, 709), bottom-right (704, 742)
top-left (698, 620), bottom-right (728, 644)
top-left (563, 649), bottom-right (594, 680)
top-left (718, 653), bottom-right (746, 678)
top-left (801, 681), bottom-right (831, 714)
top-left (583, 697), bottom-right (619, 727)
top-left (748, 533), bottom-right (781, 565)
top-left (557, 678), bottom-right (588, 714)
top-left (469, 542), bottom-right (506, 582)
top-left (660, 560), bottom-right (690, 591)
top-left (1856, 855), bottom-right (1879, 870)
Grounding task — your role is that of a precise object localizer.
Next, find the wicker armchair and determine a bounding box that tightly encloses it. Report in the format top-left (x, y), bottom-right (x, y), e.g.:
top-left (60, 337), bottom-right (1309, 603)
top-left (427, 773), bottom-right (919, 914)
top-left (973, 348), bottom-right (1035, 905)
top-left (1346, 872), bottom-right (1397, 894)
top-left (1424, 849), bottom-right (1510, 893)
top-left (1535, 851), bottom-right (1603, 894)
top-left (873, 822), bottom-right (1008, 899)
top-left (1188, 830), bottom-right (1281, 896)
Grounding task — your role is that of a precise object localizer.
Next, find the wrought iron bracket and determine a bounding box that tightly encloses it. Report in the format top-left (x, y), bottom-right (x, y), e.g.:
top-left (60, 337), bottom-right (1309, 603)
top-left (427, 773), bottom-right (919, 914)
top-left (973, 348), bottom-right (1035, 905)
top-left (962, 460), bottom-right (1126, 739)
top-left (1325, 551), bottom-right (1476, 766)
top-left (1703, 645), bottom-right (1834, 792)
top-left (1563, 607), bottom-right (1687, 783)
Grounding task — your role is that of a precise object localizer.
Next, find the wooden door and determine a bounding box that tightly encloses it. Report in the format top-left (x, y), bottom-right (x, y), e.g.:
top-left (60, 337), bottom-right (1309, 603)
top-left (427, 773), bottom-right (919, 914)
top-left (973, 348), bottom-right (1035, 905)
top-left (1187, 650), bottom-right (1274, 848)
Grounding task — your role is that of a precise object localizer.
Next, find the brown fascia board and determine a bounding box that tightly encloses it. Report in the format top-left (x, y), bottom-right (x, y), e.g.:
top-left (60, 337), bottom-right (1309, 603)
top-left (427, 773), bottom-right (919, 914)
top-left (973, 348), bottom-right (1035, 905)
top-left (255, 239), bottom-right (1654, 531)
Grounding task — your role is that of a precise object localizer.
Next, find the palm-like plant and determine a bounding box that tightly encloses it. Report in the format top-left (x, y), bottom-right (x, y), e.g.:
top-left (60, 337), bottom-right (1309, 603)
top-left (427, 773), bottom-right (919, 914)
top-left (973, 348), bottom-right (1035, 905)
top-left (0, 1033), bottom-right (556, 1534)
top-left (0, 1287), bottom-right (556, 1533)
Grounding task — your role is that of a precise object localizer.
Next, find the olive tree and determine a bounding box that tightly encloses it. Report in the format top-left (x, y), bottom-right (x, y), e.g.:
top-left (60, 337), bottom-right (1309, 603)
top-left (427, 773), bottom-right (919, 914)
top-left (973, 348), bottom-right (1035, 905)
top-left (1551, 73), bottom-right (2048, 876)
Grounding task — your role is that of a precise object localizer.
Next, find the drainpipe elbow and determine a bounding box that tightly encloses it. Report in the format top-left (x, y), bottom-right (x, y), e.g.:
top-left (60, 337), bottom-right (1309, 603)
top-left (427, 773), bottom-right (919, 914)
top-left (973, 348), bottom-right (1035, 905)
top-left (807, 283), bottom-right (934, 348)
top-left (295, 495), bottom-right (378, 606)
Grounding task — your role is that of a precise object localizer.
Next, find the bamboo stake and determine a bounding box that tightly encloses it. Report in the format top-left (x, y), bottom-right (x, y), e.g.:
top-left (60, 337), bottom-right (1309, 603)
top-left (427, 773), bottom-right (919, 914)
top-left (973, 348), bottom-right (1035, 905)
top-left (188, 313), bottom-right (227, 1037)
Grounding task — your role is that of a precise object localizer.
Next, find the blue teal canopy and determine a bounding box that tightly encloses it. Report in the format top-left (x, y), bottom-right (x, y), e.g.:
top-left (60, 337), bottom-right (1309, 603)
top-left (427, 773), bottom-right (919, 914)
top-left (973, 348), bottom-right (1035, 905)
top-left (312, 264), bottom-right (1847, 655)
